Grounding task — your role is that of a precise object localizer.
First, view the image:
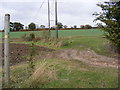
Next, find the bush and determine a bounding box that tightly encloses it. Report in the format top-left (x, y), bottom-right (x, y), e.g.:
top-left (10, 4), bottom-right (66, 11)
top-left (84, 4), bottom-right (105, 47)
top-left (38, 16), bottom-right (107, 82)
top-left (22, 33), bottom-right (35, 41)
top-left (29, 33), bottom-right (35, 40)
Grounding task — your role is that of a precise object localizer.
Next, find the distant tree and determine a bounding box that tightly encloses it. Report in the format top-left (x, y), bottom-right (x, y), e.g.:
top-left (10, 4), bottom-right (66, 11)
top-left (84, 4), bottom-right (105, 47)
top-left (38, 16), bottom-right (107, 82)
top-left (74, 25), bottom-right (77, 29)
top-left (84, 24), bottom-right (92, 29)
top-left (80, 25), bottom-right (85, 29)
top-left (11, 22), bottom-right (24, 31)
top-left (28, 22), bottom-right (36, 30)
top-left (40, 25), bottom-right (45, 29)
top-left (63, 25), bottom-right (68, 29)
top-left (57, 22), bottom-right (63, 29)
top-left (51, 27), bottom-right (55, 30)
top-left (25, 26), bottom-right (28, 30)
top-left (93, 1), bottom-right (120, 51)
top-left (70, 26), bottom-right (74, 29)
top-left (10, 22), bottom-right (14, 31)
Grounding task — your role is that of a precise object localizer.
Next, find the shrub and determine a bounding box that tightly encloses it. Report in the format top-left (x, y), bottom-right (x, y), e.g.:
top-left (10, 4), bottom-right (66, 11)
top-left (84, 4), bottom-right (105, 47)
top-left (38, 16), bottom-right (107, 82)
top-left (22, 33), bottom-right (35, 41)
top-left (28, 42), bottom-right (36, 75)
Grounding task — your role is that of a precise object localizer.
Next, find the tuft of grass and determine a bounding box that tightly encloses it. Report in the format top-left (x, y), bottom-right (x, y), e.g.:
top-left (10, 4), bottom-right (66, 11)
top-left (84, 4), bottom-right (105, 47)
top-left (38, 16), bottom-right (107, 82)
top-left (25, 61), bottom-right (57, 88)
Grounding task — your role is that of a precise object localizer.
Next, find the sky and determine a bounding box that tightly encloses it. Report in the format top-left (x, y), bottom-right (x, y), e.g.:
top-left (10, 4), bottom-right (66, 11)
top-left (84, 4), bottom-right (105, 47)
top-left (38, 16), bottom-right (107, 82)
top-left (0, 0), bottom-right (111, 30)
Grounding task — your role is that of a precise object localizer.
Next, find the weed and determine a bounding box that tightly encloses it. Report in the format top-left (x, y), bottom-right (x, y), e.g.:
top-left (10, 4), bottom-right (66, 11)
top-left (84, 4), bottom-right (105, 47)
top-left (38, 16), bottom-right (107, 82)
top-left (42, 31), bottom-right (50, 40)
top-left (28, 42), bottom-right (35, 75)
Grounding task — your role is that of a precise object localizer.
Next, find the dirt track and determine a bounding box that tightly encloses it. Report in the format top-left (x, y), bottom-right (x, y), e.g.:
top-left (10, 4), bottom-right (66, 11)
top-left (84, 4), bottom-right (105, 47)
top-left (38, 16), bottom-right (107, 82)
top-left (1, 43), bottom-right (118, 68)
top-left (53, 49), bottom-right (118, 68)
top-left (36, 49), bottom-right (118, 68)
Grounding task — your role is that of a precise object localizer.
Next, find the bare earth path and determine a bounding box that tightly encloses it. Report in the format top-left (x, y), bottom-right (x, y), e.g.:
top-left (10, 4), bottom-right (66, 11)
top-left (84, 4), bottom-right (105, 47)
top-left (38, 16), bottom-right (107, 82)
top-left (51, 49), bottom-right (118, 68)
top-left (4, 43), bottom-right (118, 68)
top-left (36, 48), bottom-right (118, 68)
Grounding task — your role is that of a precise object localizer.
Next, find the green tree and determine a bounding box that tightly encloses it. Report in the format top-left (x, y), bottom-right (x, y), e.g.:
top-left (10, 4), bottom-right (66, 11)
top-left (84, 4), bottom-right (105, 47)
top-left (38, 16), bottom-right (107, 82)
top-left (93, 1), bottom-right (120, 52)
top-left (11, 22), bottom-right (24, 31)
top-left (71, 26), bottom-right (73, 29)
top-left (57, 22), bottom-right (63, 29)
top-left (80, 25), bottom-right (85, 29)
top-left (28, 22), bottom-right (36, 30)
top-left (40, 25), bottom-right (45, 29)
top-left (63, 25), bottom-right (68, 29)
top-left (74, 25), bottom-right (77, 29)
top-left (84, 24), bottom-right (92, 29)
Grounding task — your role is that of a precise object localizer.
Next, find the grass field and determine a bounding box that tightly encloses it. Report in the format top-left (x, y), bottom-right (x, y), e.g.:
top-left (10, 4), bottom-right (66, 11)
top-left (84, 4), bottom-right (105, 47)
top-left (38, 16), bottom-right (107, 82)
top-left (5, 29), bottom-right (104, 38)
top-left (9, 59), bottom-right (118, 88)
top-left (1, 29), bottom-right (118, 88)
top-left (8, 29), bottom-right (116, 57)
top-left (9, 29), bottom-right (114, 57)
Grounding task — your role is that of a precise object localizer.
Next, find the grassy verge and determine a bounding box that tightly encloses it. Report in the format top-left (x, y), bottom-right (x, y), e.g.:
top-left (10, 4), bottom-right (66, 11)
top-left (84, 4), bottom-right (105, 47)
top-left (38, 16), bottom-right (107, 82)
top-left (9, 59), bottom-right (118, 88)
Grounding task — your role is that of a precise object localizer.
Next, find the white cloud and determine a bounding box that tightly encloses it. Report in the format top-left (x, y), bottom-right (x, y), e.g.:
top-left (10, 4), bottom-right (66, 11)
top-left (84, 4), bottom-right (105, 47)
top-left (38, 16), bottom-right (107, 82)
top-left (0, 0), bottom-right (109, 3)
top-left (0, 0), bottom-right (105, 30)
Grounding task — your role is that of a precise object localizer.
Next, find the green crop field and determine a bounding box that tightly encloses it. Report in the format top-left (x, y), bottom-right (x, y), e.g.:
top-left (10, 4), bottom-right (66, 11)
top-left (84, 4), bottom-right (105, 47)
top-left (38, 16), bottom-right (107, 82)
top-left (0, 29), bottom-right (104, 38)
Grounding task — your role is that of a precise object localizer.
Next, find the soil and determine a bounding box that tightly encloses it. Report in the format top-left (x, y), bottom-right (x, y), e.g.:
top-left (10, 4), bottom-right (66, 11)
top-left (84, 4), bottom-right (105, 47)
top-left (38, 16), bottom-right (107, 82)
top-left (36, 49), bottom-right (118, 68)
top-left (53, 49), bottom-right (118, 68)
top-left (0, 43), bottom-right (118, 68)
top-left (9, 43), bottom-right (54, 66)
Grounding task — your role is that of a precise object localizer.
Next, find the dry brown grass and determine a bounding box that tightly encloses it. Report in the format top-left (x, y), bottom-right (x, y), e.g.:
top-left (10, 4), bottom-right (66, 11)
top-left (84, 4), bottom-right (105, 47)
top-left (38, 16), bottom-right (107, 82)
top-left (26, 61), bottom-right (57, 88)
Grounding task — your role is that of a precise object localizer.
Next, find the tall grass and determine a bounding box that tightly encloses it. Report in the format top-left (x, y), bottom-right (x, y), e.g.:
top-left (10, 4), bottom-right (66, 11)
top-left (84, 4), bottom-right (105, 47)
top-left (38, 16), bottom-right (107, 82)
top-left (26, 61), bottom-right (57, 88)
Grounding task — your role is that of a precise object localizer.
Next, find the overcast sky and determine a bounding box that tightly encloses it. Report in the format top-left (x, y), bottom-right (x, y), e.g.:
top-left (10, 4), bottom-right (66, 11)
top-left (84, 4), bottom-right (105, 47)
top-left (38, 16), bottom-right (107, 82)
top-left (0, 0), bottom-right (110, 30)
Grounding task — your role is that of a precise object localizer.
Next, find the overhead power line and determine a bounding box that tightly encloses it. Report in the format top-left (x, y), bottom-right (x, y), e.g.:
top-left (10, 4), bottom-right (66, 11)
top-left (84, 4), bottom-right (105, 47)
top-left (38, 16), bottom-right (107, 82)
top-left (32, 0), bottom-right (46, 22)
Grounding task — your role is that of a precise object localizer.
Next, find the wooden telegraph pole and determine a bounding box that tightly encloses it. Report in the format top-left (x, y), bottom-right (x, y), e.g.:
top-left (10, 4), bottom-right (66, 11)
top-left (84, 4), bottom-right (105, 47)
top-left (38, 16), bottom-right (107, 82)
top-left (4, 14), bottom-right (10, 86)
top-left (55, 0), bottom-right (58, 40)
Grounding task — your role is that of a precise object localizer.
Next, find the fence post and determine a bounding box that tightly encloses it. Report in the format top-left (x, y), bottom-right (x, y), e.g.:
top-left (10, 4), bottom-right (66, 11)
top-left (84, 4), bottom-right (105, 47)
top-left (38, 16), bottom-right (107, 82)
top-left (4, 14), bottom-right (10, 86)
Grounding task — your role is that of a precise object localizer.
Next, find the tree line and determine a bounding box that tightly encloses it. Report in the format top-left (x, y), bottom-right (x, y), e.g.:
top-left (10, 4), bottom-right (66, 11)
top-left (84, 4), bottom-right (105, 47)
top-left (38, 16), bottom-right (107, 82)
top-left (9, 22), bottom-right (94, 31)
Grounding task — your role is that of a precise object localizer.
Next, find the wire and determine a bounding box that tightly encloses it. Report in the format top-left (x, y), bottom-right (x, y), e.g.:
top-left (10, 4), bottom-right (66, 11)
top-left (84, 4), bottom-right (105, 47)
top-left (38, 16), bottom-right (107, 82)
top-left (32, 0), bottom-right (46, 22)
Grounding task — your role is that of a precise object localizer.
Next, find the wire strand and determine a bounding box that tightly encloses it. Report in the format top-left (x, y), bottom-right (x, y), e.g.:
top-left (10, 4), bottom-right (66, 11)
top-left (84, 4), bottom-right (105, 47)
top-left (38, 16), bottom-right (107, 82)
top-left (32, 0), bottom-right (46, 22)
